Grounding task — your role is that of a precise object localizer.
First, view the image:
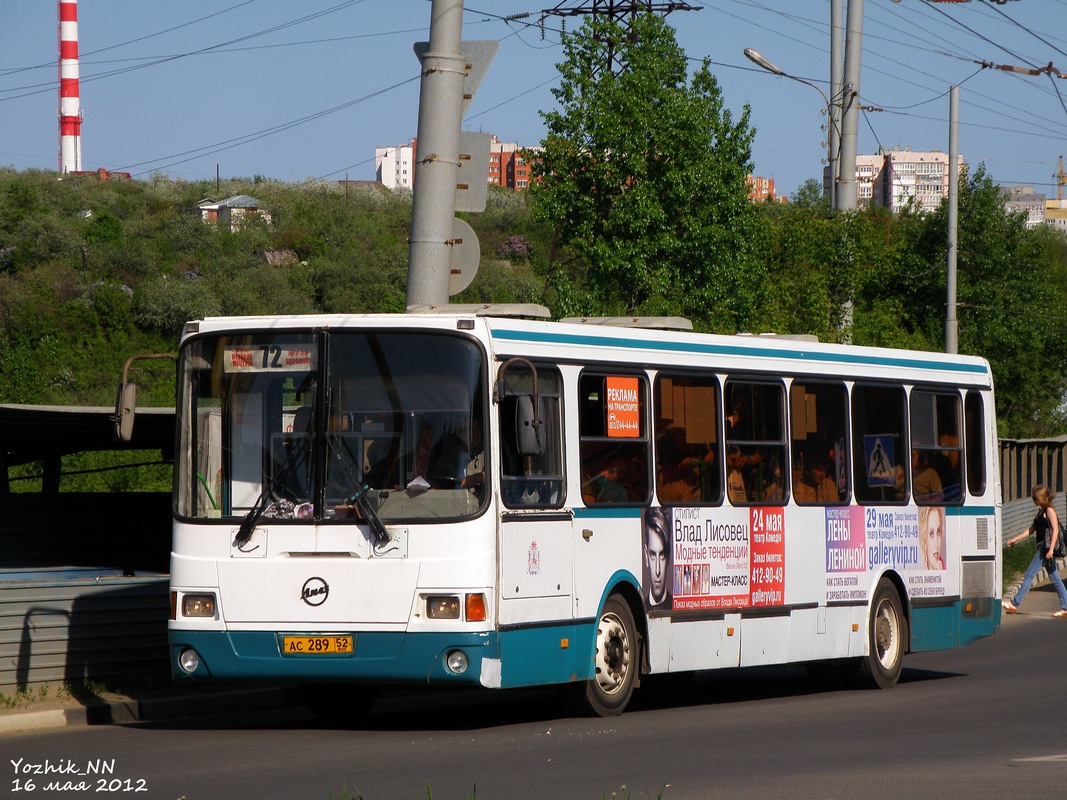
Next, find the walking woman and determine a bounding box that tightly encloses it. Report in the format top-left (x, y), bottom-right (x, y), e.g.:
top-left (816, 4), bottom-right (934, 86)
top-left (1003, 484), bottom-right (1067, 617)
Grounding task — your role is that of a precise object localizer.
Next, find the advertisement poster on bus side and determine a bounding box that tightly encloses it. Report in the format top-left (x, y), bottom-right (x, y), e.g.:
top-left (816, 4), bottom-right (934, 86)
top-left (824, 505), bottom-right (949, 603)
top-left (643, 507), bottom-right (785, 613)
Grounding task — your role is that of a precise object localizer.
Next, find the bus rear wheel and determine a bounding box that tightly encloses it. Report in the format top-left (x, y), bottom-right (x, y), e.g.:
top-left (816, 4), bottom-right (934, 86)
top-left (852, 579), bottom-right (907, 689)
top-left (571, 594), bottom-right (640, 717)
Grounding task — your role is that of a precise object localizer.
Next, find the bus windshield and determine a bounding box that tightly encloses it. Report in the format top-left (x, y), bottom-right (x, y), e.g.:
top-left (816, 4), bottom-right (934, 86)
top-left (176, 330), bottom-right (487, 523)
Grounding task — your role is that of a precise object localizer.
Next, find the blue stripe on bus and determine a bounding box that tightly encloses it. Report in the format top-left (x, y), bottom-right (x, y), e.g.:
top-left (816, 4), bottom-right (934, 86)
top-left (946, 505), bottom-right (996, 517)
top-left (573, 507), bottom-right (645, 520)
top-left (490, 328), bottom-right (990, 375)
top-left (572, 506), bottom-right (995, 518)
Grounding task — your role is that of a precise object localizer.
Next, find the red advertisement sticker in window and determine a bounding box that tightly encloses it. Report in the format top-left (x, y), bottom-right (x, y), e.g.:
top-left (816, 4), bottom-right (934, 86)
top-left (606, 376), bottom-right (641, 438)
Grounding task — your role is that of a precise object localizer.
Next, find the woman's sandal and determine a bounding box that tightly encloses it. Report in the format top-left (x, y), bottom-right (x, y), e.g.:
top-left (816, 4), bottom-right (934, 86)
top-left (1053, 610), bottom-right (1067, 618)
top-left (1002, 600), bottom-right (1019, 614)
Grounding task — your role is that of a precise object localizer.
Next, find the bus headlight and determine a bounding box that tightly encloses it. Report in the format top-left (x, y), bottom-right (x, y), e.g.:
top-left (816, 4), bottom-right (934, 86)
top-left (445, 650), bottom-right (469, 674)
top-left (426, 596), bottom-right (461, 619)
top-left (178, 648), bottom-right (200, 674)
top-left (182, 593), bottom-right (217, 618)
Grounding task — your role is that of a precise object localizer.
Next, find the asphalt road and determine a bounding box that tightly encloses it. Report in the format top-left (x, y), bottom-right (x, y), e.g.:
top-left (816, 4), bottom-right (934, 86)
top-left (5, 587), bottom-right (1066, 800)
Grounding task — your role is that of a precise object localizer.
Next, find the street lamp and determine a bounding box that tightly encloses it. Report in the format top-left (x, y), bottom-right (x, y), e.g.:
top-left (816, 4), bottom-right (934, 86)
top-left (744, 48), bottom-right (838, 210)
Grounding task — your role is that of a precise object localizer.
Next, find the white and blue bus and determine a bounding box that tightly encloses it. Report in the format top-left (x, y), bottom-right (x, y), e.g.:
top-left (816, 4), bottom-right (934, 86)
top-left (168, 307), bottom-right (1001, 717)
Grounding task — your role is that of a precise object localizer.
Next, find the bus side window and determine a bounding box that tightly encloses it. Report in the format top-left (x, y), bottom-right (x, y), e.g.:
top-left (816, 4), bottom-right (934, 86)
top-left (790, 381), bottom-right (849, 505)
top-left (579, 373), bottom-right (650, 505)
top-left (964, 391), bottom-right (986, 496)
top-left (654, 373), bottom-right (721, 504)
top-left (724, 380), bottom-right (786, 505)
top-left (910, 389), bottom-right (962, 505)
top-left (498, 365), bottom-right (565, 508)
top-left (852, 385), bottom-right (907, 504)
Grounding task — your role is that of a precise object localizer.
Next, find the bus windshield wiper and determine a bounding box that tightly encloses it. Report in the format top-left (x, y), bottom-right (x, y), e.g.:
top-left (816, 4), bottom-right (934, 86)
top-left (329, 441), bottom-right (389, 547)
top-left (346, 482), bottom-right (390, 548)
top-left (234, 489), bottom-right (270, 548)
top-left (234, 440), bottom-right (309, 547)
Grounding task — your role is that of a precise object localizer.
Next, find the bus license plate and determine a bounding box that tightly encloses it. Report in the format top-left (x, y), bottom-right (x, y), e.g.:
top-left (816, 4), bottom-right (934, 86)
top-left (282, 635), bottom-right (354, 655)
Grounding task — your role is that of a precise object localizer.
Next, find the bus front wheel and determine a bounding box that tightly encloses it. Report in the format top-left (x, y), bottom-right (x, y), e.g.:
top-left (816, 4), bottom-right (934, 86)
top-left (853, 579), bottom-right (907, 689)
top-left (571, 594), bottom-right (640, 717)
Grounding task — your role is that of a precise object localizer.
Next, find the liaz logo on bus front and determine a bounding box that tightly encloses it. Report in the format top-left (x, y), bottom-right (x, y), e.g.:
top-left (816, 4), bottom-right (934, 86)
top-left (301, 577), bottom-right (329, 606)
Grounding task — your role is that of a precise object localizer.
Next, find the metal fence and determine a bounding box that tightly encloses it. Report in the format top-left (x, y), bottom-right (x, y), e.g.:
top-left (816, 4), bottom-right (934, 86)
top-left (0, 572), bottom-right (168, 694)
top-left (1000, 438), bottom-right (1067, 504)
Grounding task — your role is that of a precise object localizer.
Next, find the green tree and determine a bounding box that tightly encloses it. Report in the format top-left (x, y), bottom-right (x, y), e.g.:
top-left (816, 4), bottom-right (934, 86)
top-left (530, 13), bottom-right (762, 331)
top-left (853, 166), bottom-right (1067, 437)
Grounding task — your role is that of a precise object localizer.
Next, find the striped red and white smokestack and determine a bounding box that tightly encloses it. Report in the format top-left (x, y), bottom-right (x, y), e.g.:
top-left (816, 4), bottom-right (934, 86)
top-left (58, 0), bottom-right (82, 174)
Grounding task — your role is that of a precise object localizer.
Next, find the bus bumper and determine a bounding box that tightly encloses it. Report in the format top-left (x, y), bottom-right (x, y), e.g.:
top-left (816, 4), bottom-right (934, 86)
top-left (170, 623), bottom-right (595, 688)
top-left (909, 596), bottom-right (999, 651)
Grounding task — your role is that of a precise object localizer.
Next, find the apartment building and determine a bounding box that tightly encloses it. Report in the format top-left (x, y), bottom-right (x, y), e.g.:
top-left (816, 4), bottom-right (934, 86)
top-left (882, 149), bottom-right (954, 213)
top-left (487, 135), bottom-right (542, 190)
top-left (375, 135), bottom-right (541, 191)
top-left (747, 174), bottom-right (781, 203)
top-left (1001, 186), bottom-right (1047, 229)
top-left (828, 148), bottom-right (965, 213)
top-left (1046, 198), bottom-right (1067, 233)
top-left (375, 141), bottom-right (416, 190)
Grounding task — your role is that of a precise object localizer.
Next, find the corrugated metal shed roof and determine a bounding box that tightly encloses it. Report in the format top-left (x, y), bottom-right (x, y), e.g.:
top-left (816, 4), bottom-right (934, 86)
top-left (0, 405), bottom-right (174, 466)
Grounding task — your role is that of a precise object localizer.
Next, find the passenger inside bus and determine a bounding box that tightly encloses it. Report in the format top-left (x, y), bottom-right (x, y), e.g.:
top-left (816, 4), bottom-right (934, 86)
top-left (807, 455), bottom-right (839, 502)
top-left (726, 445), bottom-right (748, 503)
top-left (934, 433), bottom-right (962, 502)
top-left (583, 459), bottom-right (628, 504)
top-left (426, 413), bottom-right (485, 499)
top-left (656, 425), bottom-right (707, 503)
top-left (760, 454), bottom-right (785, 503)
top-left (912, 449), bottom-right (944, 503)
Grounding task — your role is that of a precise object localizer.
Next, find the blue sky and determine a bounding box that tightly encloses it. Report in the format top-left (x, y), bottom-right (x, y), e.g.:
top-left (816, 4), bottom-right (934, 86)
top-left (2, 0), bottom-right (1066, 199)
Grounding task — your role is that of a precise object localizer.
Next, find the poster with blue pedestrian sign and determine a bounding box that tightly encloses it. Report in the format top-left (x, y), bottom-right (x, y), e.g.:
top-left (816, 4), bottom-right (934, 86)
top-left (864, 434), bottom-right (896, 487)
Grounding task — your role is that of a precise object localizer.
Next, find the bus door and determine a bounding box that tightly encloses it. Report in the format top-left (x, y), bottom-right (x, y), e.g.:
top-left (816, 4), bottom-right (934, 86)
top-left (495, 363), bottom-right (573, 629)
top-left (573, 372), bottom-right (652, 621)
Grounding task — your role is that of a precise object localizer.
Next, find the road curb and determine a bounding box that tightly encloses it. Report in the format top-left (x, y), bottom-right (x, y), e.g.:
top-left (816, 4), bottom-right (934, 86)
top-left (0, 687), bottom-right (299, 736)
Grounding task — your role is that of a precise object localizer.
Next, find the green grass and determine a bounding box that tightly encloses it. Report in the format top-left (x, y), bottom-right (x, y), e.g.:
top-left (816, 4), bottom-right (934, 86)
top-left (1004, 540), bottom-right (1038, 591)
top-left (0, 682), bottom-right (72, 709)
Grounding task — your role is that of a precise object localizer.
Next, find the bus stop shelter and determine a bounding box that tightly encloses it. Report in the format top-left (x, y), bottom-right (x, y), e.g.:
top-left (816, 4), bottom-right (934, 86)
top-left (0, 405), bottom-right (174, 694)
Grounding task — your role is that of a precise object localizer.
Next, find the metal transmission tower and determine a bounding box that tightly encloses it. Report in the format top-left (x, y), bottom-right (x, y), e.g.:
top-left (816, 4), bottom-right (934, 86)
top-left (540, 1), bottom-right (702, 75)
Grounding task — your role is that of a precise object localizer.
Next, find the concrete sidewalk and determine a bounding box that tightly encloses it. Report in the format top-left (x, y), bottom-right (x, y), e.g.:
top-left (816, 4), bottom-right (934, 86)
top-left (1003, 553), bottom-right (1067, 616)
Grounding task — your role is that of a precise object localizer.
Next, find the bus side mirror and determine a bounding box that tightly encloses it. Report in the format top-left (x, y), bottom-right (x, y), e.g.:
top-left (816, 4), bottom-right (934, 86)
top-left (114, 381), bottom-right (137, 442)
top-left (516, 395), bottom-right (544, 456)
top-left (111, 352), bottom-right (176, 442)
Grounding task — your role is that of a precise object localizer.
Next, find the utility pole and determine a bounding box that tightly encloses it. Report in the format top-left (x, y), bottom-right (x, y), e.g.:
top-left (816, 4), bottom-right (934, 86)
top-left (837, 0), bottom-right (862, 212)
top-left (406, 0), bottom-right (467, 308)
top-left (828, 0), bottom-right (843, 210)
top-left (540, 1), bottom-right (701, 76)
top-left (945, 85), bottom-right (959, 354)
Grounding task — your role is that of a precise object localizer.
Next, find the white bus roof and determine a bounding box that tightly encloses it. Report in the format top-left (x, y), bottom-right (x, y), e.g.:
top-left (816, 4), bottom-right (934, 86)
top-left (182, 312), bottom-right (992, 387)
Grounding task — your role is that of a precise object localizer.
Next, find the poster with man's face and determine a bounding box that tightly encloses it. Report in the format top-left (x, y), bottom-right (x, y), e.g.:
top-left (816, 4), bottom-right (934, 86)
top-left (643, 507), bottom-right (673, 611)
